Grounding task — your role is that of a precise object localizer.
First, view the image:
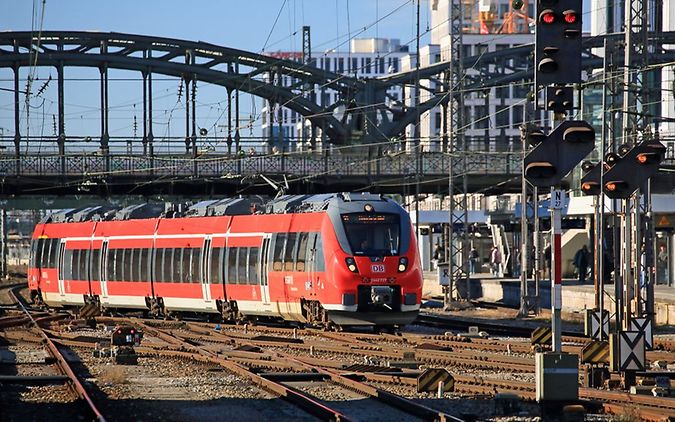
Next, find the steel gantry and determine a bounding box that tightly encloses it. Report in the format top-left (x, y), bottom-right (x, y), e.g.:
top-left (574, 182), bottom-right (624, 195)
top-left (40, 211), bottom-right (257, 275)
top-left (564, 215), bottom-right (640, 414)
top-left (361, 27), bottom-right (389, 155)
top-left (446, 0), bottom-right (470, 304)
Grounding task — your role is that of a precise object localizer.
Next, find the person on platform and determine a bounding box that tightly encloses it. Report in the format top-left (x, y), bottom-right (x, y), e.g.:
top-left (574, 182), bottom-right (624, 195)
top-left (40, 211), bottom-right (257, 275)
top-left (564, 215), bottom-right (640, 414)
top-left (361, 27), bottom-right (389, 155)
top-left (469, 247), bottom-right (479, 274)
top-left (432, 242), bottom-right (444, 270)
top-left (490, 246), bottom-right (502, 277)
top-left (573, 245), bottom-right (590, 283)
top-left (657, 244), bottom-right (669, 285)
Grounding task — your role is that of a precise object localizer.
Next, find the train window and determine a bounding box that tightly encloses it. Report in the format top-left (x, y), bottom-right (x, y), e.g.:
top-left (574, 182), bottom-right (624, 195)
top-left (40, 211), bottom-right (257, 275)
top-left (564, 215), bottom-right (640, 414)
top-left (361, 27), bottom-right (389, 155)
top-left (41, 240), bottom-right (49, 268)
top-left (341, 213), bottom-right (400, 256)
top-left (106, 249), bottom-right (115, 281)
top-left (63, 249), bottom-right (74, 280)
top-left (183, 248), bottom-right (194, 283)
top-left (181, 248), bottom-right (189, 283)
top-left (129, 249), bottom-right (136, 281)
top-left (315, 235), bottom-right (325, 272)
top-left (193, 248), bottom-right (202, 283)
top-left (192, 248), bottom-right (200, 283)
top-left (153, 249), bottom-right (162, 283)
top-left (128, 249), bottom-right (135, 281)
top-left (227, 247), bottom-right (238, 284)
top-left (209, 247), bottom-right (222, 284)
top-left (115, 249), bottom-right (125, 281)
top-left (295, 233), bottom-right (308, 271)
top-left (48, 239), bottom-right (59, 268)
top-left (173, 248), bottom-right (183, 283)
top-left (165, 249), bottom-right (173, 282)
top-left (109, 249), bottom-right (117, 281)
top-left (122, 249), bottom-right (131, 282)
top-left (83, 250), bottom-right (90, 281)
top-left (71, 250), bottom-right (79, 280)
top-left (139, 249), bottom-right (149, 282)
top-left (272, 234), bottom-right (286, 271)
top-left (248, 247), bottom-right (259, 284)
top-left (30, 239), bottom-right (41, 268)
top-left (74, 250), bottom-right (84, 281)
top-left (134, 249), bottom-right (141, 281)
top-left (284, 233), bottom-right (297, 271)
top-left (159, 249), bottom-right (167, 282)
top-left (43, 239), bottom-right (53, 268)
top-left (90, 249), bottom-right (100, 282)
top-left (238, 248), bottom-right (248, 284)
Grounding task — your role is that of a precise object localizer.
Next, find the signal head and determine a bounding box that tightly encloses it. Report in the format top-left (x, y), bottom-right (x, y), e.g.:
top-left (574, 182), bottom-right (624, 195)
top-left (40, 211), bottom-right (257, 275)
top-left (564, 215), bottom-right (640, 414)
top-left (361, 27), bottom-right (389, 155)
top-left (604, 152), bottom-right (620, 167)
top-left (540, 9), bottom-right (556, 24)
top-left (618, 143), bottom-right (632, 156)
top-left (604, 180), bottom-right (627, 193)
top-left (581, 181), bottom-right (600, 195)
top-left (563, 10), bottom-right (578, 24)
top-left (527, 128), bottom-right (546, 146)
top-left (636, 152), bottom-right (659, 165)
top-left (581, 160), bottom-right (596, 173)
top-left (525, 161), bottom-right (556, 180)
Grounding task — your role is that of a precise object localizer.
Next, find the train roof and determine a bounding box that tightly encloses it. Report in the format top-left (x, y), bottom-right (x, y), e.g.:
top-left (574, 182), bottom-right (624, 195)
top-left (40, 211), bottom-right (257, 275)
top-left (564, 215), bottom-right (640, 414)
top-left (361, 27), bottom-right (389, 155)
top-left (41, 193), bottom-right (396, 224)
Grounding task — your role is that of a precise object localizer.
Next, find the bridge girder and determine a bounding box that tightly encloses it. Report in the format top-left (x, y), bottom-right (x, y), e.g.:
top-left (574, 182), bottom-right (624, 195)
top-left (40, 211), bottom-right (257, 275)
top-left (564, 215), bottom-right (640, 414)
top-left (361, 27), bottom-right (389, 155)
top-left (1, 31), bottom-right (674, 146)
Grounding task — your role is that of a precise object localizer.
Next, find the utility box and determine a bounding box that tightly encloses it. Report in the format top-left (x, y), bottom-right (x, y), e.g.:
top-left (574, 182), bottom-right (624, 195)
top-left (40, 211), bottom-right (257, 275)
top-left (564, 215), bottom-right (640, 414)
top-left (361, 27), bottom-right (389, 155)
top-left (437, 263), bottom-right (449, 286)
top-left (535, 352), bottom-right (579, 402)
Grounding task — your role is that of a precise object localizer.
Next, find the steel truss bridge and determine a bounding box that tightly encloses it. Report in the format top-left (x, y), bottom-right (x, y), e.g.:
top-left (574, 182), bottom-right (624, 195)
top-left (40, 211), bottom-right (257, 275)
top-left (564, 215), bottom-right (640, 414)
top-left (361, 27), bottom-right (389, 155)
top-left (0, 31), bottom-right (674, 196)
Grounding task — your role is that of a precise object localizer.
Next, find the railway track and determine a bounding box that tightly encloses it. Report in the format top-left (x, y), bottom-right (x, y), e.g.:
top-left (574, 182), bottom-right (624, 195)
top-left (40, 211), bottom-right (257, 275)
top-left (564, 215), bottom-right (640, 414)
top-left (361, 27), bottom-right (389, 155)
top-left (4, 284), bottom-right (675, 421)
top-left (132, 319), bottom-right (464, 421)
top-left (1, 287), bottom-right (106, 422)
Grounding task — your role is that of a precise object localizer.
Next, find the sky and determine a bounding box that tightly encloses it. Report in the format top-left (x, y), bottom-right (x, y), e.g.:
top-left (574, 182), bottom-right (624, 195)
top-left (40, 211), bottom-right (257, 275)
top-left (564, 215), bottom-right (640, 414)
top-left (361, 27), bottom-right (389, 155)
top-left (0, 0), bottom-right (430, 149)
top-left (1, 0), bottom-right (427, 55)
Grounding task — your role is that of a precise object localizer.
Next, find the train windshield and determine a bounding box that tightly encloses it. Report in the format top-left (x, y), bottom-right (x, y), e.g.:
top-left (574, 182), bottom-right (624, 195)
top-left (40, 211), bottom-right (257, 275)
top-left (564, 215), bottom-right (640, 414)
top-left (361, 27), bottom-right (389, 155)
top-left (341, 213), bottom-right (400, 256)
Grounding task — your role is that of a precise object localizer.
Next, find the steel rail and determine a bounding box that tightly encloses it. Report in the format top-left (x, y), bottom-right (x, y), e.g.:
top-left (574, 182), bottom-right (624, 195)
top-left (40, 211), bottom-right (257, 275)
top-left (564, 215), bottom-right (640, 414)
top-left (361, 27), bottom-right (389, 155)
top-left (8, 288), bottom-right (106, 422)
top-left (180, 322), bottom-right (464, 422)
top-left (132, 320), bottom-right (350, 422)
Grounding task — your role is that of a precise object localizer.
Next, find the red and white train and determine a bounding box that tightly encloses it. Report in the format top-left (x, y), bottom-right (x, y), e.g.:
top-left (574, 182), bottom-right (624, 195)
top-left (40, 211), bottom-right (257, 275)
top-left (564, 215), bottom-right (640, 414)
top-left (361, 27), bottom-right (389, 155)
top-left (28, 193), bottom-right (422, 328)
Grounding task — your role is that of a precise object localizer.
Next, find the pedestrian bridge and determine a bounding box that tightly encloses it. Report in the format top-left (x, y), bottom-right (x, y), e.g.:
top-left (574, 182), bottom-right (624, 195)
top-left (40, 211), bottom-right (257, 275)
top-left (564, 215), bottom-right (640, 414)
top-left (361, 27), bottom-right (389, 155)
top-left (0, 150), bottom-right (522, 196)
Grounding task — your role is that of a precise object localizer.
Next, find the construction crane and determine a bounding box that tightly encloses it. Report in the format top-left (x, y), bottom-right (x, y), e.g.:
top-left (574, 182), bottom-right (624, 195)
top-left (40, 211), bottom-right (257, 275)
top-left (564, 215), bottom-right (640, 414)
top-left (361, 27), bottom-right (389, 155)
top-left (497, 0), bottom-right (534, 34)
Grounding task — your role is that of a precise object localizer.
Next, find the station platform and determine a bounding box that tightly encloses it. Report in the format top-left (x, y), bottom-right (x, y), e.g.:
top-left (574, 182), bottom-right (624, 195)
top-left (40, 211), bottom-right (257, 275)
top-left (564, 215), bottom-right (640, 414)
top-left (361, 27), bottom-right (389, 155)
top-left (423, 272), bottom-right (675, 326)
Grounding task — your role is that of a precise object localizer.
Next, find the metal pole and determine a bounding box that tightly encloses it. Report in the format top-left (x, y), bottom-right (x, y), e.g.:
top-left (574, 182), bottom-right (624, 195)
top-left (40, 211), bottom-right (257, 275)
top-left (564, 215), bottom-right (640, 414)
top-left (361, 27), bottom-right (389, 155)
top-left (519, 127), bottom-right (529, 316)
top-left (550, 187), bottom-right (562, 352)
top-left (623, 197), bottom-right (632, 330)
top-left (0, 209), bottom-right (5, 279)
top-left (414, 0), bottom-right (421, 238)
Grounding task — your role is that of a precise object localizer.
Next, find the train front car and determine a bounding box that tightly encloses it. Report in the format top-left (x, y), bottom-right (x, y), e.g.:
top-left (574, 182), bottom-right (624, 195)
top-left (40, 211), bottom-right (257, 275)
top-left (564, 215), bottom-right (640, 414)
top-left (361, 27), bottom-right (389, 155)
top-left (320, 194), bottom-right (422, 328)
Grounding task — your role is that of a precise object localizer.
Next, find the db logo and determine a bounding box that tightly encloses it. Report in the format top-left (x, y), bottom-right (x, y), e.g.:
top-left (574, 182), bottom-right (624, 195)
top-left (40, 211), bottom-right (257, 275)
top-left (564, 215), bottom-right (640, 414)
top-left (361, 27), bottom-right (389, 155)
top-left (371, 264), bottom-right (385, 273)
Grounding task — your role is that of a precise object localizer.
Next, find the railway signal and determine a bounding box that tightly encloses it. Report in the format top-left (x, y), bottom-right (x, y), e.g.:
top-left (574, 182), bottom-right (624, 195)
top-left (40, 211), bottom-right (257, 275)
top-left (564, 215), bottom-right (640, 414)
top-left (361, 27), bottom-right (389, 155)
top-left (535, 0), bottom-right (583, 85)
top-left (524, 120), bottom-right (595, 188)
top-left (580, 139), bottom-right (666, 199)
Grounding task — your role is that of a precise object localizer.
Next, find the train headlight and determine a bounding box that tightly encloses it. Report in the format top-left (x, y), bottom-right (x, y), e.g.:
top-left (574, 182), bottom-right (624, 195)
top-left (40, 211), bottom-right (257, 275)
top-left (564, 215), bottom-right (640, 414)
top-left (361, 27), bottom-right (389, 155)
top-left (397, 257), bottom-right (408, 273)
top-left (345, 257), bottom-right (359, 273)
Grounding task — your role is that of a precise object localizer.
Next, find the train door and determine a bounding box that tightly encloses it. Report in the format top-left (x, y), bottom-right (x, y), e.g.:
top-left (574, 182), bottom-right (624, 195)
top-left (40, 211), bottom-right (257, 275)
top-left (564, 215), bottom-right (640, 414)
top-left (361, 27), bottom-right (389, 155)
top-left (307, 233), bottom-right (317, 297)
top-left (200, 237), bottom-right (213, 304)
top-left (307, 233), bottom-right (324, 294)
top-left (100, 240), bottom-right (109, 299)
top-left (57, 240), bottom-right (66, 297)
top-left (259, 234), bottom-right (271, 304)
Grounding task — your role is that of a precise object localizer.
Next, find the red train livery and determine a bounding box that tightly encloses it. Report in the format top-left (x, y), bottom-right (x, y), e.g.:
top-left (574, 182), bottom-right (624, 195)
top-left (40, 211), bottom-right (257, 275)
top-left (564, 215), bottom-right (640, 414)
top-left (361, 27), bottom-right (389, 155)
top-left (28, 193), bottom-right (422, 328)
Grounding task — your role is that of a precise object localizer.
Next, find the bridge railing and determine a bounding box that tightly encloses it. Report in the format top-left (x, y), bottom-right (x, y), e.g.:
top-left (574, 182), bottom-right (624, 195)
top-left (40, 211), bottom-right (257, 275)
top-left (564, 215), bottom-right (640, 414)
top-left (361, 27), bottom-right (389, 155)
top-left (0, 151), bottom-right (523, 178)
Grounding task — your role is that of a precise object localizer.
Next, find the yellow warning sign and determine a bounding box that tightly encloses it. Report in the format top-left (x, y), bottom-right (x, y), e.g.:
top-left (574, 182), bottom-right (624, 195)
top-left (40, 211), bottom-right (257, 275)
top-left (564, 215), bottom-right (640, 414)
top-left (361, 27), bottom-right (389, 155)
top-left (657, 215), bottom-right (672, 228)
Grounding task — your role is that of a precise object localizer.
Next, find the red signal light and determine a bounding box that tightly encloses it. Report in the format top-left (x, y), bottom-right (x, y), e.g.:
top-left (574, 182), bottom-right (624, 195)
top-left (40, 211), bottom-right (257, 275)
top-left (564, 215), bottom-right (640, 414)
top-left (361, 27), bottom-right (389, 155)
top-left (542, 12), bottom-right (555, 24)
top-left (564, 12), bottom-right (577, 24)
